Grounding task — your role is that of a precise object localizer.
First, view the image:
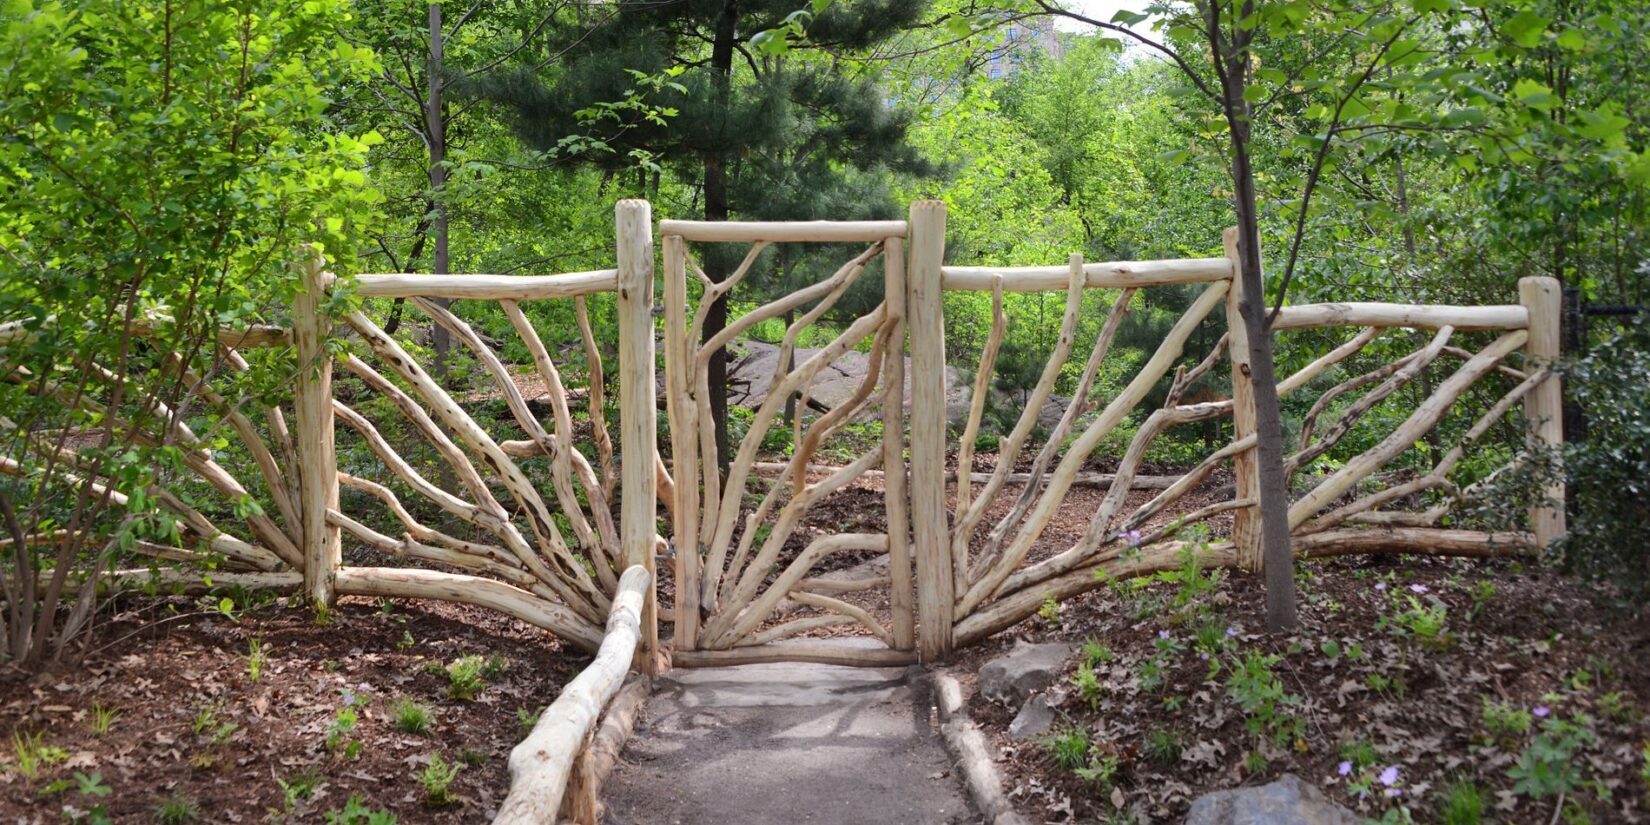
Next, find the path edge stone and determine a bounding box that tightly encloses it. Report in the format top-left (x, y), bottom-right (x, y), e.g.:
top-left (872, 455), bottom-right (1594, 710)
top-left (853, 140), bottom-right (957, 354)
top-left (928, 668), bottom-right (1032, 825)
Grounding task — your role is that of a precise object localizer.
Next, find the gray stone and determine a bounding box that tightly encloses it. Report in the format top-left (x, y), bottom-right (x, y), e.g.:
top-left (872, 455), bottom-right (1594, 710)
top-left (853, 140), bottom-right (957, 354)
top-left (1007, 694), bottom-right (1057, 741)
top-left (1185, 774), bottom-right (1360, 825)
top-left (977, 641), bottom-right (1074, 705)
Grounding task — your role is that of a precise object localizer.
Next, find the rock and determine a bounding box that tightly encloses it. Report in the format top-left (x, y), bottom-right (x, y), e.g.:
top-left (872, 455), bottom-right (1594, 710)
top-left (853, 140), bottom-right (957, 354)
top-left (1185, 774), bottom-right (1360, 825)
top-left (977, 641), bottom-right (1074, 706)
top-left (1007, 695), bottom-right (1057, 741)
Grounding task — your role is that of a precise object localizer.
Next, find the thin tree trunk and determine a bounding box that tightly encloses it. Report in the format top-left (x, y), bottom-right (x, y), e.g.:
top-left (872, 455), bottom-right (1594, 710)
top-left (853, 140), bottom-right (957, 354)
top-left (702, 0), bottom-right (739, 474)
top-left (428, 2), bottom-right (452, 386)
top-left (1208, 0), bottom-right (1298, 632)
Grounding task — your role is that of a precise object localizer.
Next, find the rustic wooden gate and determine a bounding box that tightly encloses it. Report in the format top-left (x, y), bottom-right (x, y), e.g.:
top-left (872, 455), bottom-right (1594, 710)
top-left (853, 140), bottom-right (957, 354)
top-left (660, 218), bottom-right (920, 667)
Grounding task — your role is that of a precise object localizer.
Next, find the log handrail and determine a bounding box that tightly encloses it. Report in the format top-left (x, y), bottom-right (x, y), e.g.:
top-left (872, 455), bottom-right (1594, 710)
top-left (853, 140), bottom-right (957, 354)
top-left (493, 565), bottom-right (651, 825)
top-left (341, 269), bottom-right (619, 300)
top-left (659, 218), bottom-right (907, 242)
top-left (1271, 301), bottom-right (1528, 331)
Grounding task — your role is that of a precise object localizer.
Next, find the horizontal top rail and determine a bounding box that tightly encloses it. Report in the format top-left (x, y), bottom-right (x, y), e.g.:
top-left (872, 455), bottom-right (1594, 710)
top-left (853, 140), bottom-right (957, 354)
top-left (340, 269), bottom-right (619, 301)
top-left (942, 257), bottom-right (1233, 292)
top-left (1272, 302), bottom-right (1528, 331)
top-left (658, 219), bottom-right (907, 243)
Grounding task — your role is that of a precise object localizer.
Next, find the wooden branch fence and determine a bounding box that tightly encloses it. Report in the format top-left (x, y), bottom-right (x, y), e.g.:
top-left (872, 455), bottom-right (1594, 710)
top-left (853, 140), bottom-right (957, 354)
top-left (0, 198), bottom-right (1567, 812)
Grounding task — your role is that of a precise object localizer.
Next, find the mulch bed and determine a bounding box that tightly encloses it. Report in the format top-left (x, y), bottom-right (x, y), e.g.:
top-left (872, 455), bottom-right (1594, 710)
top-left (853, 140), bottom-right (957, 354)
top-left (0, 593), bottom-right (587, 823)
top-left (958, 554), bottom-right (1650, 823)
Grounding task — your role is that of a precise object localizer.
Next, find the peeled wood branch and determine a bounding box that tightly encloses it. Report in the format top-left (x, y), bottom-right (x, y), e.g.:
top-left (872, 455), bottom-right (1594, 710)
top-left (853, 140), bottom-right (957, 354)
top-left (1271, 302), bottom-right (1527, 331)
top-left (346, 269), bottom-right (618, 300)
top-left (493, 566), bottom-right (648, 825)
top-left (660, 219), bottom-right (906, 243)
top-left (338, 567), bottom-right (605, 654)
top-left (941, 257), bottom-right (1231, 292)
top-left (1290, 327), bottom-right (1453, 475)
top-left (955, 279), bottom-right (1006, 529)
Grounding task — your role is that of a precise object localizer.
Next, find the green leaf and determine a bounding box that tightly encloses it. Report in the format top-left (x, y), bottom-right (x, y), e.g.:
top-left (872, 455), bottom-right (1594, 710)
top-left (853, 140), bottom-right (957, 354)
top-left (1410, 0), bottom-right (1449, 12)
top-left (1503, 10), bottom-right (1549, 48)
top-left (1110, 9), bottom-right (1149, 26)
top-left (1576, 108), bottom-right (1630, 143)
top-left (1555, 28), bottom-right (1586, 51)
top-left (1512, 78), bottom-right (1555, 111)
top-left (1243, 85), bottom-right (1267, 103)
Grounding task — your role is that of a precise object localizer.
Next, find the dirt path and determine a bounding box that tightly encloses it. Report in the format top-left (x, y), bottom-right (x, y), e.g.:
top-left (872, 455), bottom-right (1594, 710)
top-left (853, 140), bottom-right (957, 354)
top-left (602, 641), bottom-right (980, 825)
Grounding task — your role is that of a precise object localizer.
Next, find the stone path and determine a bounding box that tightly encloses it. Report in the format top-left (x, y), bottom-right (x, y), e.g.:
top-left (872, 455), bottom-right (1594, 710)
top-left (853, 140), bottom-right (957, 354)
top-left (602, 644), bottom-right (980, 825)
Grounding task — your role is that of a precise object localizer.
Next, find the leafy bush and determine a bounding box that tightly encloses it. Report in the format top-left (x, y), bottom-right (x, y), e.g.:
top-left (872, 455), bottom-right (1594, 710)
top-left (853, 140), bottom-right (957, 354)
top-left (1552, 321), bottom-right (1650, 596)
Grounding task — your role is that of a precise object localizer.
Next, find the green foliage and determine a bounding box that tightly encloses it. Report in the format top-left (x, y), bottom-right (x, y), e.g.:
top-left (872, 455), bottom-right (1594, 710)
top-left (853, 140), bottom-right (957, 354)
top-left (1070, 661), bottom-right (1104, 710)
top-left (88, 702), bottom-right (118, 737)
top-left (1225, 651), bottom-right (1303, 748)
top-left (324, 797), bottom-right (397, 825)
top-left (1143, 729), bottom-right (1182, 765)
top-left (391, 698), bottom-right (433, 736)
top-left (419, 753), bottom-right (460, 806)
top-left (1037, 594), bottom-right (1061, 628)
top-left (247, 637), bottom-right (266, 684)
top-left (1439, 777), bottom-right (1486, 825)
top-left (153, 793), bottom-right (200, 825)
top-left (1047, 729), bottom-right (1090, 771)
top-left (445, 655), bottom-right (489, 701)
top-left (277, 769), bottom-right (322, 811)
top-left (1080, 638), bottom-right (1114, 668)
top-left (1508, 714), bottom-right (1596, 800)
top-left (1481, 698), bottom-right (1533, 744)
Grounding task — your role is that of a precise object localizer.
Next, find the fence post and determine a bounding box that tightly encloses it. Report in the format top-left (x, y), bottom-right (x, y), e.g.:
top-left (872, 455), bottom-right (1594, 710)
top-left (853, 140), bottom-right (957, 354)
top-left (661, 232), bottom-right (700, 651)
top-left (1519, 276), bottom-right (1566, 549)
top-left (615, 199), bottom-right (659, 672)
top-left (1222, 227), bottom-right (1262, 571)
top-left (907, 200), bottom-right (952, 660)
top-left (882, 235), bottom-right (914, 652)
top-left (293, 245), bottom-right (340, 606)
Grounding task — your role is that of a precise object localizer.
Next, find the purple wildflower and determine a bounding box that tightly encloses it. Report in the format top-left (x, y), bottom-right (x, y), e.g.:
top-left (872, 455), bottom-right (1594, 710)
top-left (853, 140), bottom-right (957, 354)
top-left (1533, 705), bottom-right (1551, 718)
top-left (1378, 766), bottom-right (1400, 787)
top-left (1384, 787), bottom-right (1403, 798)
top-left (1123, 529), bottom-right (1143, 547)
top-left (1225, 626), bottom-right (1239, 638)
top-left (1157, 629), bottom-right (1171, 640)
top-left (1337, 761), bottom-right (1353, 777)
top-left (1409, 583), bottom-right (1429, 594)
top-left (1374, 582), bottom-right (1387, 591)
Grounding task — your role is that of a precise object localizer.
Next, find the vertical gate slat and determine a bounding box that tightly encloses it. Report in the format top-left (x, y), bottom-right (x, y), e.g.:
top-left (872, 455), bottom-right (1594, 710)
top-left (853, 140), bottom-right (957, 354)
top-left (615, 200), bottom-right (659, 672)
top-left (907, 201), bottom-right (953, 660)
top-left (882, 236), bottom-right (914, 651)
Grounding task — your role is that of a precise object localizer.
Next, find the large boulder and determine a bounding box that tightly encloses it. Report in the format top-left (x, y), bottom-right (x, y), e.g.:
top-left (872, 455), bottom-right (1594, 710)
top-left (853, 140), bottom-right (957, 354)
top-left (1185, 774), bottom-right (1360, 825)
top-left (977, 641), bottom-right (1074, 706)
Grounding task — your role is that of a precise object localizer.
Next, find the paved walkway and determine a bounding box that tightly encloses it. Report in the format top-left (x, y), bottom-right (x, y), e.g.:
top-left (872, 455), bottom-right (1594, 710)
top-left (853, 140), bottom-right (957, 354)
top-left (602, 644), bottom-right (980, 824)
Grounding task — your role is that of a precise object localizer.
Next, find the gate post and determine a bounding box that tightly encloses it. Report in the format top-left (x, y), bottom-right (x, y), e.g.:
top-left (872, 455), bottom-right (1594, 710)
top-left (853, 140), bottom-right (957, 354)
top-left (616, 199), bottom-right (659, 672)
top-left (907, 200), bottom-right (953, 660)
top-left (1519, 276), bottom-right (1566, 550)
top-left (293, 245), bottom-right (340, 607)
top-left (1222, 227), bottom-right (1262, 571)
top-left (882, 234), bottom-right (914, 652)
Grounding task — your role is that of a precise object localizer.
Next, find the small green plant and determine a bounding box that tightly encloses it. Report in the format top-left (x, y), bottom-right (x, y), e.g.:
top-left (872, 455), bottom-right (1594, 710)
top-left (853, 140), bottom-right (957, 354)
top-left (324, 796), bottom-right (397, 825)
top-left (445, 655), bottom-right (488, 701)
top-left (1135, 657), bottom-right (1165, 693)
top-left (1438, 777), bottom-right (1485, 825)
top-left (1193, 620), bottom-right (1234, 655)
top-left (1388, 595), bottom-right (1451, 650)
top-left (42, 772), bottom-right (111, 823)
top-left (391, 698), bottom-right (432, 736)
top-left (326, 707), bottom-right (361, 759)
top-left (1047, 729), bottom-right (1090, 771)
top-left (1074, 749), bottom-right (1120, 789)
top-left (277, 768), bottom-right (322, 811)
top-left (481, 654), bottom-right (509, 679)
top-left (1037, 594), bottom-right (1061, 628)
top-left (1337, 738), bottom-right (1380, 772)
top-left (1468, 580), bottom-right (1497, 620)
top-left (397, 630), bottom-right (416, 651)
top-left (88, 702), bottom-right (119, 737)
top-left (247, 637), bottom-right (266, 682)
top-left (458, 748), bottom-right (487, 768)
top-left (153, 793), bottom-right (201, 824)
top-left (518, 707), bottom-right (542, 735)
top-left (191, 703), bottom-right (219, 737)
top-left (1080, 638), bottom-right (1113, 667)
top-left (1597, 691), bottom-right (1636, 723)
top-left (1143, 729), bottom-right (1181, 765)
top-left (1071, 662), bottom-right (1104, 710)
top-left (420, 752), bottom-right (460, 806)
top-left (1639, 740), bottom-right (1650, 795)
top-left (1481, 698), bottom-right (1533, 744)
top-left (1226, 651), bottom-right (1303, 748)
top-left (11, 730), bottom-right (69, 779)
top-left (1507, 714), bottom-right (1596, 800)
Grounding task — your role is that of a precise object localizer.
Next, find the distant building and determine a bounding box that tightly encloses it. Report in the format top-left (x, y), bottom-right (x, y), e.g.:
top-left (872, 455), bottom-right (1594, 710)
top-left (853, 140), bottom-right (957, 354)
top-left (985, 18), bottom-right (1064, 79)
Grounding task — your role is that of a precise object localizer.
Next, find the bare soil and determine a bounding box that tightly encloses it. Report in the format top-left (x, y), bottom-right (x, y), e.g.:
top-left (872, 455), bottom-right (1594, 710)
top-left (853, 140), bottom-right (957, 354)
top-left (0, 594), bottom-right (588, 823)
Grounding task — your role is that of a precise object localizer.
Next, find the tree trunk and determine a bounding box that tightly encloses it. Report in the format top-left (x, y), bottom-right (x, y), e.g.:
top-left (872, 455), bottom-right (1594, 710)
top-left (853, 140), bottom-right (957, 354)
top-left (1208, 0), bottom-right (1298, 632)
top-left (428, 2), bottom-right (452, 386)
top-left (702, 0), bottom-right (738, 474)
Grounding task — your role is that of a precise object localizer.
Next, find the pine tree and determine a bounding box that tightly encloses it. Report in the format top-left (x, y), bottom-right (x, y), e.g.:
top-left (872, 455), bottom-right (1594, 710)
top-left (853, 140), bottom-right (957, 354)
top-left (481, 0), bottom-right (934, 468)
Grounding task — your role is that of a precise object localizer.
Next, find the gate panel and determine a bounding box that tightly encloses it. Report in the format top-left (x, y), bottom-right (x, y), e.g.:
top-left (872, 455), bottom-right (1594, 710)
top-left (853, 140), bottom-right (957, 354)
top-left (661, 220), bottom-right (914, 664)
